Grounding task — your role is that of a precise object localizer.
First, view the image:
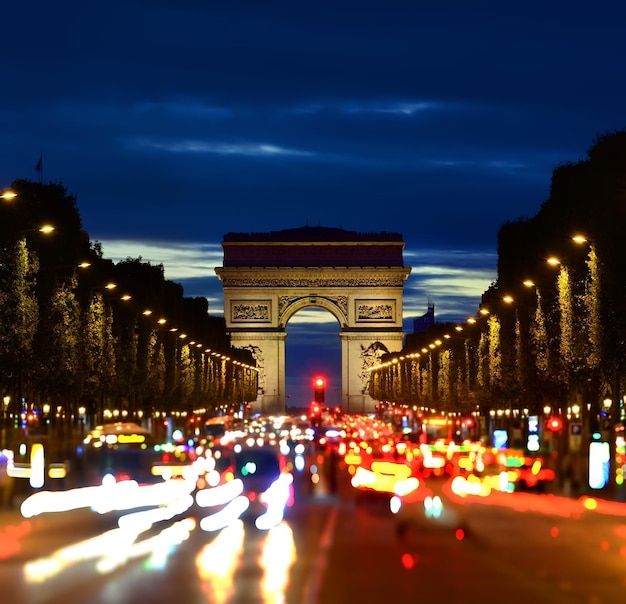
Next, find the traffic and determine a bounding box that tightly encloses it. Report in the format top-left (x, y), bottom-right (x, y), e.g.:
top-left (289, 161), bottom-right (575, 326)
top-left (1, 401), bottom-right (625, 604)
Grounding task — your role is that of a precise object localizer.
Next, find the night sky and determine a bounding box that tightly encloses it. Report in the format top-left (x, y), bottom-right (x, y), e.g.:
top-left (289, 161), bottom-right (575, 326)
top-left (2, 1), bottom-right (625, 403)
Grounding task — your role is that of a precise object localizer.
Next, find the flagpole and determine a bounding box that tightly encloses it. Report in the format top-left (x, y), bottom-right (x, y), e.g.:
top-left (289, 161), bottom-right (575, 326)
top-left (35, 152), bottom-right (43, 184)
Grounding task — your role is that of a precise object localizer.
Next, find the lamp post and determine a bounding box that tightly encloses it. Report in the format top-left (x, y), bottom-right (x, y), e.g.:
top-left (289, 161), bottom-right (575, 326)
top-left (78, 406), bottom-right (86, 437)
top-left (1, 396), bottom-right (9, 449)
top-left (569, 234), bottom-right (621, 495)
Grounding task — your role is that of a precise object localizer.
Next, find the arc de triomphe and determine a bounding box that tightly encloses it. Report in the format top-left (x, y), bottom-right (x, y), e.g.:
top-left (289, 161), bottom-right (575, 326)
top-left (215, 226), bottom-right (411, 415)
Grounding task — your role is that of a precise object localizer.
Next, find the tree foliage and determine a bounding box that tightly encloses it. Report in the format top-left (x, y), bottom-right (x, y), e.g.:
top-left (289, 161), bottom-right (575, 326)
top-left (369, 129), bottom-right (626, 432)
top-left (0, 180), bottom-right (257, 424)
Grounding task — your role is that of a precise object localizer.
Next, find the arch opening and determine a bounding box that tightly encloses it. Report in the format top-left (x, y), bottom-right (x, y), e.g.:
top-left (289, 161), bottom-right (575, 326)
top-left (285, 306), bottom-right (341, 410)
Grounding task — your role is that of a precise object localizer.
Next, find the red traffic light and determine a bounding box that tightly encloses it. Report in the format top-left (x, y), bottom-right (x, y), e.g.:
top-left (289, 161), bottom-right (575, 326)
top-left (547, 417), bottom-right (563, 431)
top-left (313, 376), bottom-right (326, 403)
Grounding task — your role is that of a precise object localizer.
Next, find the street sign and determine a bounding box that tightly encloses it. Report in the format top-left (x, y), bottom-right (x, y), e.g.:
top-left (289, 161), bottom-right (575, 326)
top-left (569, 422), bottom-right (582, 452)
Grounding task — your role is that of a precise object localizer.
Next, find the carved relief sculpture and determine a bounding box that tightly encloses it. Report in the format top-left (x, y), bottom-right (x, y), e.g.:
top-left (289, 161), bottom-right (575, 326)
top-left (356, 300), bottom-right (395, 321)
top-left (360, 341), bottom-right (390, 393)
top-left (232, 302), bottom-right (271, 322)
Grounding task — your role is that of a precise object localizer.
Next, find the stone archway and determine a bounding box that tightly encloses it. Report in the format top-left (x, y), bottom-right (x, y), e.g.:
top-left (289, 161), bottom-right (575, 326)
top-left (215, 226), bottom-right (412, 415)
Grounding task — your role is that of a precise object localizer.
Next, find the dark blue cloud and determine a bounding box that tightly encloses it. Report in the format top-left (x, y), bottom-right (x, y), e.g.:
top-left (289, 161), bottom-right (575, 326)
top-left (3, 1), bottom-right (625, 403)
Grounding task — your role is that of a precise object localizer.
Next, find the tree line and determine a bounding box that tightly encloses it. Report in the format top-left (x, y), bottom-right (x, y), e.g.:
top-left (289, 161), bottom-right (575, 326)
top-left (370, 130), bottom-right (626, 444)
top-left (0, 179), bottom-right (258, 428)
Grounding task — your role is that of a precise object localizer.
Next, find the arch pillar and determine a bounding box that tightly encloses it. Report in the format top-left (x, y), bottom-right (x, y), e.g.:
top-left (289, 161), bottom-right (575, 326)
top-left (340, 331), bottom-right (406, 414)
top-left (229, 330), bottom-right (287, 415)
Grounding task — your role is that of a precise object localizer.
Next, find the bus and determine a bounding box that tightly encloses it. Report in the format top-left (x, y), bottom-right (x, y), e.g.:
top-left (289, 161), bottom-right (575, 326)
top-left (76, 422), bottom-right (161, 485)
top-left (203, 415), bottom-right (244, 444)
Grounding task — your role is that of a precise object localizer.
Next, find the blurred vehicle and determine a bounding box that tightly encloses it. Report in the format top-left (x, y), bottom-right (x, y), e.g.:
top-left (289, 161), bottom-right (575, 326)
top-left (349, 453), bottom-right (420, 506)
top-left (467, 448), bottom-right (556, 492)
top-left (508, 455), bottom-right (555, 492)
top-left (198, 415), bottom-right (247, 450)
top-left (316, 425), bottom-right (346, 452)
top-left (0, 449), bottom-right (15, 508)
top-left (346, 436), bottom-right (420, 503)
top-left (310, 402), bottom-right (330, 428)
top-left (279, 416), bottom-right (314, 444)
top-left (204, 416), bottom-right (234, 442)
top-left (232, 443), bottom-right (294, 529)
top-left (76, 422), bottom-right (161, 485)
top-left (151, 440), bottom-right (198, 480)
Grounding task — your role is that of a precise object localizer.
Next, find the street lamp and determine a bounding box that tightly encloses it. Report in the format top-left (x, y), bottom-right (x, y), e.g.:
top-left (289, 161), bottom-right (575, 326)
top-left (1, 190), bottom-right (17, 201)
top-left (78, 406), bottom-right (86, 436)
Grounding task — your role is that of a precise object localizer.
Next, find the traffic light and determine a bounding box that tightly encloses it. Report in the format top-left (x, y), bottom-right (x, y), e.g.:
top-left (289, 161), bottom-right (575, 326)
top-left (546, 416), bottom-right (563, 431)
top-left (314, 377), bottom-right (325, 403)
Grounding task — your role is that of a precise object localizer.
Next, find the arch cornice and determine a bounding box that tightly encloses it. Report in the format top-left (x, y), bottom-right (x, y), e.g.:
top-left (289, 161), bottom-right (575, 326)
top-left (215, 266), bottom-right (411, 288)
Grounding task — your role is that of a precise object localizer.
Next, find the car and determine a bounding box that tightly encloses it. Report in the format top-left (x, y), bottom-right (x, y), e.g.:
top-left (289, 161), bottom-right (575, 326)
top-left (510, 455), bottom-right (556, 492)
top-left (315, 425), bottom-right (346, 452)
top-left (232, 443), bottom-right (294, 529)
